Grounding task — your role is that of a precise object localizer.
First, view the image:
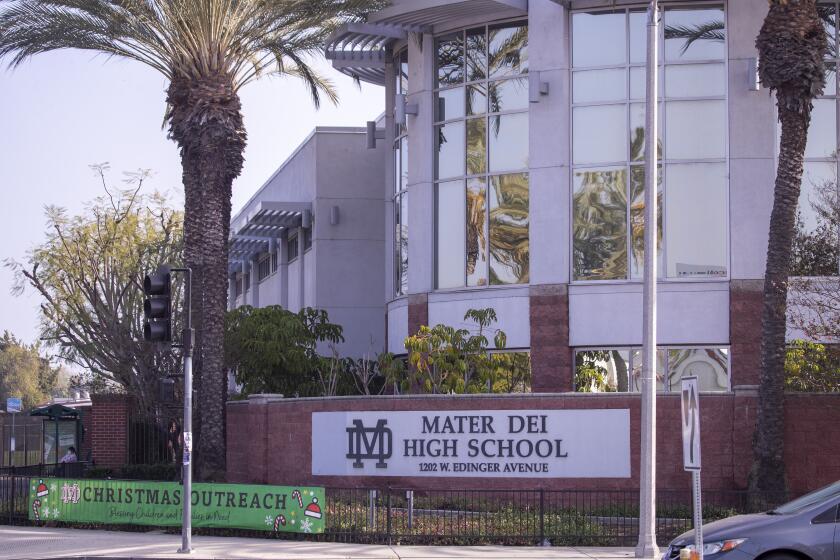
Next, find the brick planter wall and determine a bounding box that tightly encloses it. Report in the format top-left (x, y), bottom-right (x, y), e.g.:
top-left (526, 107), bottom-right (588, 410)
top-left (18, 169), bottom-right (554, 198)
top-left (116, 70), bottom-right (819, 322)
top-left (529, 284), bottom-right (572, 392)
top-left (226, 392), bottom-right (840, 495)
top-left (90, 394), bottom-right (133, 468)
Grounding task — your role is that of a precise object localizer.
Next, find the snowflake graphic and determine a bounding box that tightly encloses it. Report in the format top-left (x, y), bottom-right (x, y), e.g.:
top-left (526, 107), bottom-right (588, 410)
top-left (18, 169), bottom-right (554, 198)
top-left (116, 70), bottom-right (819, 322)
top-left (291, 519), bottom-right (295, 524)
top-left (308, 491), bottom-right (314, 497)
top-left (50, 483), bottom-right (58, 493)
top-left (264, 515), bottom-right (274, 527)
top-left (300, 519), bottom-right (313, 533)
top-left (51, 509), bottom-right (60, 519)
top-left (42, 507), bottom-right (51, 519)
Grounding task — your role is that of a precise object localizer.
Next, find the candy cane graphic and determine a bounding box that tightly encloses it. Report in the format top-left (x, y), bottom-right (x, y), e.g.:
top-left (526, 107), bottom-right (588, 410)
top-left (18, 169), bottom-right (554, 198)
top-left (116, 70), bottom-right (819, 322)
top-left (273, 514), bottom-right (286, 531)
top-left (291, 490), bottom-right (303, 508)
top-left (32, 499), bottom-right (41, 521)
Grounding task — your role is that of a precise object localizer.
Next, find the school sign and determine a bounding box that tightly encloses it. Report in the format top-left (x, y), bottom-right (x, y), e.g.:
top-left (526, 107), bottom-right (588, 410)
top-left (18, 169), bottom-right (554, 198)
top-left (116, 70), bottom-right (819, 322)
top-left (29, 478), bottom-right (325, 533)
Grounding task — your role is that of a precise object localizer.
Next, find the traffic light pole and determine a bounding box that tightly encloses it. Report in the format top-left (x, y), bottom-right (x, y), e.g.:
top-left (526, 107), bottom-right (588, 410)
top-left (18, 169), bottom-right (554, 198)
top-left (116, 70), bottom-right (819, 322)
top-left (173, 267), bottom-right (193, 555)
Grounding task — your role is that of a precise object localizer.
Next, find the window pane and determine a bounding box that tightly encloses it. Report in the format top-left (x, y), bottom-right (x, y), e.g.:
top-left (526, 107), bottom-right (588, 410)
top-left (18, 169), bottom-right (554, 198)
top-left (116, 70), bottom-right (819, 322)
top-left (794, 163), bottom-right (839, 276)
top-left (573, 167), bottom-right (628, 280)
top-left (400, 193), bottom-right (409, 294)
top-left (629, 165), bottom-right (664, 279)
top-left (467, 178), bottom-right (488, 286)
top-left (398, 50), bottom-right (408, 94)
top-left (400, 136), bottom-right (408, 191)
top-left (573, 104), bottom-right (627, 164)
top-left (825, 61), bottom-right (837, 96)
top-left (393, 146), bottom-right (400, 194)
top-left (437, 180), bottom-right (466, 289)
top-left (665, 162), bottom-right (728, 278)
top-left (467, 84), bottom-right (486, 116)
top-left (629, 11), bottom-right (648, 64)
top-left (467, 117), bottom-right (487, 175)
top-left (490, 173), bottom-right (529, 284)
top-left (438, 87), bottom-right (465, 121)
top-left (491, 78), bottom-right (529, 112)
top-left (630, 348), bottom-right (666, 391)
top-left (489, 112), bottom-right (528, 172)
top-left (466, 27), bottom-right (487, 82)
top-left (436, 121), bottom-right (465, 179)
top-left (573, 12), bottom-right (626, 67)
top-left (573, 69), bottom-right (626, 103)
top-left (630, 67), bottom-right (664, 100)
top-left (575, 349), bottom-right (631, 392)
top-left (819, 4), bottom-right (837, 60)
top-left (629, 102), bottom-right (663, 162)
top-left (665, 100), bottom-right (726, 160)
top-left (667, 348), bottom-right (729, 392)
top-left (664, 8), bottom-right (726, 62)
top-left (805, 99), bottom-right (837, 158)
top-left (489, 23), bottom-right (528, 79)
top-left (665, 63), bottom-right (725, 98)
top-left (437, 33), bottom-right (464, 87)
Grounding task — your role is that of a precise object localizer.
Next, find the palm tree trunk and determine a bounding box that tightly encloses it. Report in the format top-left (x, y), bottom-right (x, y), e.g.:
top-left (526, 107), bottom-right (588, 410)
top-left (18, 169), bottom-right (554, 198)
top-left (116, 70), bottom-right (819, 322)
top-left (750, 106), bottom-right (810, 501)
top-left (167, 74), bottom-right (246, 481)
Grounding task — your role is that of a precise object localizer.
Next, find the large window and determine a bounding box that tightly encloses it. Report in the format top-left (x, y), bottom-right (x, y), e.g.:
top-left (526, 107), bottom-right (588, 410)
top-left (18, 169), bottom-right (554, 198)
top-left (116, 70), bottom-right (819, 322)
top-left (257, 254), bottom-right (271, 282)
top-left (395, 49), bottom-right (409, 296)
top-left (571, 6), bottom-right (727, 281)
top-left (575, 346), bottom-right (729, 393)
top-left (287, 233), bottom-right (299, 262)
top-left (796, 2), bottom-right (840, 276)
top-left (434, 22), bottom-right (530, 288)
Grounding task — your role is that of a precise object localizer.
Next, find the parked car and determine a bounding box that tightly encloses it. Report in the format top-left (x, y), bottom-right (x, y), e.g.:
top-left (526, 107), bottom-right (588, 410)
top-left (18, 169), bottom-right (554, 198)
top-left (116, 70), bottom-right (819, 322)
top-left (664, 481), bottom-right (840, 560)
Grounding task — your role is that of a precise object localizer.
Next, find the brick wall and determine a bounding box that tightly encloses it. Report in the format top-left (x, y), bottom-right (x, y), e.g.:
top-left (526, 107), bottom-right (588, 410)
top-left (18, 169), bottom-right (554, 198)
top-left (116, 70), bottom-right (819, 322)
top-left (227, 392), bottom-right (840, 495)
top-left (529, 284), bottom-right (572, 392)
top-left (407, 293), bottom-right (428, 337)
top-left (90, 394), bottom-right (133, 468)
top-left (730, 280), bottom-right (763, 387)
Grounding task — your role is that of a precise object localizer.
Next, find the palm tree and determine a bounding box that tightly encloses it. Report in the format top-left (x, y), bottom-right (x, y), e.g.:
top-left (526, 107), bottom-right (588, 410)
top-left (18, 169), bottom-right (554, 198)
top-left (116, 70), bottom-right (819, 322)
top-left (0, 0), bottom-right (381, 479)
top-left (751, 0), bottom-right (828, 501)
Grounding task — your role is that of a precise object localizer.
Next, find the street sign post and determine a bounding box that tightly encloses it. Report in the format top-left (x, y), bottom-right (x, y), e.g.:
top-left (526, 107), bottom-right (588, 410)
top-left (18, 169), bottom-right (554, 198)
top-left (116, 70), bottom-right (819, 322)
top-left (6, 397), bottom-right (22, 467)
top-left (681, 377), bottom-right (703, 560)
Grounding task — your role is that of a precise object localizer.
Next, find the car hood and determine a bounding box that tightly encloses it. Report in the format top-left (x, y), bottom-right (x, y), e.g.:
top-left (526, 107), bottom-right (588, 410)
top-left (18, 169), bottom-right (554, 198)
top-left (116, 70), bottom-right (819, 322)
top-left (671, 513), bottom-right (783, 545)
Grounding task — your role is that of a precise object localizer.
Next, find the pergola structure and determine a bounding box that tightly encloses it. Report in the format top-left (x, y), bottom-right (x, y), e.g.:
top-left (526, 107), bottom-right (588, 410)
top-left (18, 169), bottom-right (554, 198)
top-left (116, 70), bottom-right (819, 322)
top-left (228, 201), bottom-right (312, 274)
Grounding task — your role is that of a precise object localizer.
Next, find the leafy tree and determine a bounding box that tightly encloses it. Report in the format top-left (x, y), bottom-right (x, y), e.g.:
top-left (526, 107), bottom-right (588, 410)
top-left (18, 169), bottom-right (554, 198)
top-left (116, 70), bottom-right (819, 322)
top-left (751, 0), bottom-right (828, 499)
top-left (0, 331), bottom-right (61, 409)
top-left (0, 0), bottom-right (384, 478)
top-left (784, 340), bottom-right (840, 392)
top-left (224, 305), bottom-right (344, 397)
top-left (6, 166), bottom-right (182, 411)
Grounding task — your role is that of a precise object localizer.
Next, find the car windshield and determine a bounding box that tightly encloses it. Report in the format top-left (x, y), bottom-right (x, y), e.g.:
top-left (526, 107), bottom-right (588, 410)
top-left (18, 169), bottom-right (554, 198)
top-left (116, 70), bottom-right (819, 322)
top-left (772, 481), bottom-right (840, 514)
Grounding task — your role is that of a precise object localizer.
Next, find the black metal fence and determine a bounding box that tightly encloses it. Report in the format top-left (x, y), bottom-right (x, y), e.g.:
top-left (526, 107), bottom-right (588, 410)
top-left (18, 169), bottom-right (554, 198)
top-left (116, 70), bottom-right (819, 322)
top-left (0, 473), bottom-right (784, 546)
top-left (128, 409), bottom-right (183, 466)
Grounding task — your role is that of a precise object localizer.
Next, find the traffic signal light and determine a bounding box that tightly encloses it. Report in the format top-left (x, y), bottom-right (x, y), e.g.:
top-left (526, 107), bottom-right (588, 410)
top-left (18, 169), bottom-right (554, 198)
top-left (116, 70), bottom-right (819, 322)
top-left (143, 266), bottom-right (171, 343)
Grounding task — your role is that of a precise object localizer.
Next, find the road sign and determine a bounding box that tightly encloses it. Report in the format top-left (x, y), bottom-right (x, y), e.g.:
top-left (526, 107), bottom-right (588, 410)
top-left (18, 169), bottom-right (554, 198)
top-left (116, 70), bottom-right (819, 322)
top-left (6, 397), bottom-right (22, 413)
top-left (681, 377), bottom-right (701, 471)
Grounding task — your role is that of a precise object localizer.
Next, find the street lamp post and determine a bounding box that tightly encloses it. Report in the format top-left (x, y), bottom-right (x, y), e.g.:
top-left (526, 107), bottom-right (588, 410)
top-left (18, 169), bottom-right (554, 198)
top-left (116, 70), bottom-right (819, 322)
top-left (173, 267), bottom-right (194, 555)
top-left (636, 0), bottom-right (660, 558)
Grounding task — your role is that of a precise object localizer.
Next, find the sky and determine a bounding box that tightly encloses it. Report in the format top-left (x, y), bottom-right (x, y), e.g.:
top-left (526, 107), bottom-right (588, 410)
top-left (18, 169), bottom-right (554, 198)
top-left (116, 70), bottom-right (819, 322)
top-left (0, 50), bottom-right (384, 346)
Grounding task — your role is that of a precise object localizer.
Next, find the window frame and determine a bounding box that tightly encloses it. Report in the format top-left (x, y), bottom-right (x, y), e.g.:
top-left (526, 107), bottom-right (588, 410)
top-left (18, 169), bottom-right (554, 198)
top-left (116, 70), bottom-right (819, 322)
top-left (257, 253), bottom-right (272, 282)
top-left (574, 344), bottom-right (732, 393)
top-left (569, 2), bottom-right (730, 285)
top-left (394, 48), bottom-right (409, 297)
top-left (433, 18), bottom-right (531, 290)
top-left (287, 233), bottom-right (299, 263)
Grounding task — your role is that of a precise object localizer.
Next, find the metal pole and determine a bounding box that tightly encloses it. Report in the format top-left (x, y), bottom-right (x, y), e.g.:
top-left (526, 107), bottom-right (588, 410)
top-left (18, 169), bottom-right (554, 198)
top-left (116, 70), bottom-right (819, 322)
top-left (10, 412), bottom-right (15, 467)
top-left (693, 471), bottom-right (704, 560)
top-left (178, 268), bottom-right (193, 554)
top-left (636, 1), bottom-right (660, 558)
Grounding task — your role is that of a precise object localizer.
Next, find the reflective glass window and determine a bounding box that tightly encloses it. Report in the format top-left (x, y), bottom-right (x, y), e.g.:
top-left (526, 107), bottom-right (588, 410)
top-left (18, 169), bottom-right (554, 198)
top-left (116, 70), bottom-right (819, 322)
top-left (573, 105), bottom-right (627, 165)
top-left (467, 117), bottom-right (487, 175)
top-left (437, 33), bottom-right (464, 86)
top-left (573, 167), bottom-right (628, 280)
top-left (467, 178), bottom-right (488, 286)
top-left (437, 181), bottom-right (466, 289)
top-left (436, 121), bottom-right (465, 179)
top-left (489, 112), bottom-right (528, 172)
top-left (488, 23), bottom-right (528, 78)
top-left (572, 12), bottom-right (626, 67)
top-left (667, 348), bottom-right (729, 392)
top-left (490, 173), bottom-right (530, 284)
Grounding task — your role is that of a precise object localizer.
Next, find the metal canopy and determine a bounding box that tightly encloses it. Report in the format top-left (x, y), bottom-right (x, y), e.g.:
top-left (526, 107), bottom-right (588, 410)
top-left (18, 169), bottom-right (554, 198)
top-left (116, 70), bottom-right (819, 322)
top-left (325, 0), bottom-right (527, 85)
top-left (30, 404), bottom-right (79, 420)
top-left (229, 201), bottom-right (311, 271)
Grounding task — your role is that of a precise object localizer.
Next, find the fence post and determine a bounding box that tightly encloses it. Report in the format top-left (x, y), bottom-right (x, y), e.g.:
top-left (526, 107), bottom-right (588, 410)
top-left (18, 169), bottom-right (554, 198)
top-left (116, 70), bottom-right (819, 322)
top-left (406, 490), bottom-right (414, 530)
top-left (386, 488), bottom-right (392, 545)
top-left (9, 469), bottom-right (15, 525)
top-left (368, 489), bottom-right (377, 531)
top-left (539, 489), bottom-right (547, 547)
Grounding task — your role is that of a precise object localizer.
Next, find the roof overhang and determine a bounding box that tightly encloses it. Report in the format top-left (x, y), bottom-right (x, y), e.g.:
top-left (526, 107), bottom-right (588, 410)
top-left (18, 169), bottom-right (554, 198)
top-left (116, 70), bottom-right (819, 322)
top-left (326, 0), bottom-right (528, 86)
top-left (229, 201), bottom-right (311, 272)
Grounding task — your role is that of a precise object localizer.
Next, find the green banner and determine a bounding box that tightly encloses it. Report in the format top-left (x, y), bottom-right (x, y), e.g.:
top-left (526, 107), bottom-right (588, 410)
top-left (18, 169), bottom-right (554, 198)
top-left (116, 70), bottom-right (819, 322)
top-left (29, 478), bottom-right (325, 534)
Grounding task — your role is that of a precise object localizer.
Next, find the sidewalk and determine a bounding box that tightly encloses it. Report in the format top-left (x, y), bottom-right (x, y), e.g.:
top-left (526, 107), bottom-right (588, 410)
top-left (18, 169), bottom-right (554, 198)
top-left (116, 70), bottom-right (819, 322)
top-left (0, 526), bottom-right (636, 560)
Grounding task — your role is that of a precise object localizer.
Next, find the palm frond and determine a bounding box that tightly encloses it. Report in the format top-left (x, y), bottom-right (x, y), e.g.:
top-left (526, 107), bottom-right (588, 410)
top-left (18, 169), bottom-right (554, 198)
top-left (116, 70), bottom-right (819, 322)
top-left (663, 21), bottom-right (725, 55)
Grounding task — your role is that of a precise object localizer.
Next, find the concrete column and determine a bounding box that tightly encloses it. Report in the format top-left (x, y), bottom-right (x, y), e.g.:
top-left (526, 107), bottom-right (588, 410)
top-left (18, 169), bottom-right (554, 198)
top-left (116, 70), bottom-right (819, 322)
top-left (298, 228), bottom-right (305, 309)
top-left (279, 233), bottom-right (289, 309)
top-left (249, 257), bottom-right (260, 308)
top-left (406, 32), bottom-right (434, 295)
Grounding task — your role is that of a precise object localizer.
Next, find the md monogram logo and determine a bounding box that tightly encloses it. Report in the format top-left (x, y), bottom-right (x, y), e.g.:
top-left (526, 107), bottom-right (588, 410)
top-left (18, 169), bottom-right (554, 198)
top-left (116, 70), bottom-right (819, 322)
top-left (346, 418), bottom-right (392, 468)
